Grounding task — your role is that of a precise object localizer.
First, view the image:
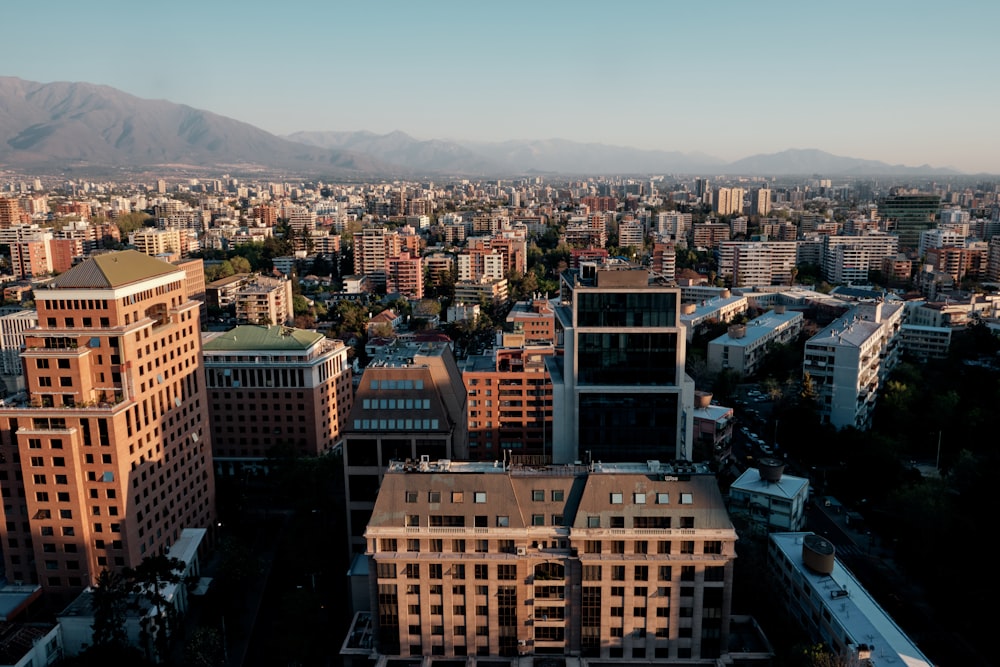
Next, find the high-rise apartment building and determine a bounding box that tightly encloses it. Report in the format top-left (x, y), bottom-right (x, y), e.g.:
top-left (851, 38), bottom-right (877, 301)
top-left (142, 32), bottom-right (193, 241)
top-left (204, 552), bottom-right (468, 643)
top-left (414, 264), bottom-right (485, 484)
top-left (129, 228), bottom-right (183, 260)
top-left (462, 345), bottom-right (554, 459)
top-left (0, 309), bottom-right (38, 378)
top-left (202, 325), bottom-right (353, 466)
top-left (752, 188), bottom-right (772, 217)
top-left (547, 263), bottom-right (694, 464)
top-left (716, 241), bottom-right (798, 286)
top-left (353, 225), bottom-right (401, 290)
top-left (821, 234), bottom-right (899, 285)
top-left (386, 251), bottom-right (424, 299)
top-left (691, 222), bottom-right (731, 249)
top-left (359, 459), bottom-right (737, 660)
top-left (0, 250), bottom-right (215, 598)
top-left (713, 187), bottom-right (745, 216)
top-left (0, 198), bottom-right (23, 229)
top-left (233, 275), bottom-right (293, 326)
top-left (802, 300), bottom-right (905, 430)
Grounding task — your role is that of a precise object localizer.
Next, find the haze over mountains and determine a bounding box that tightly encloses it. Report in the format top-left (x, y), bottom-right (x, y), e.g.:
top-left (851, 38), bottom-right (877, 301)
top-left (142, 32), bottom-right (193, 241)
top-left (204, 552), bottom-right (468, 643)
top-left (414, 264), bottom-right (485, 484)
top-left (0, 77), bottom-right (963, 178)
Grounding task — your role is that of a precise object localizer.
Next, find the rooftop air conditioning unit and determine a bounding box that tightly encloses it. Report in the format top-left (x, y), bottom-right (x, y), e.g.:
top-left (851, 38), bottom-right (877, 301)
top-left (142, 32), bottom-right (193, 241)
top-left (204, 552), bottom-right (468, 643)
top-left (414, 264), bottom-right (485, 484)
top-left (516, 547), bottom-right (527, 555)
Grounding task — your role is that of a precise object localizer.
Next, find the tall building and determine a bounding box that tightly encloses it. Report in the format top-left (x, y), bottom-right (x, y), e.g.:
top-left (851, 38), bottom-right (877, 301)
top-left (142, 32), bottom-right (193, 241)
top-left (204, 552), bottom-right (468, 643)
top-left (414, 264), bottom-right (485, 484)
top-left (202, 325), bottom-right (353, 468)
top-left (802, 300), bottom-right (905, 430)
top-left (357, 459), bottom-right (737, 661)
top-left (462, 345), bottom-right (554, 459)
top-left (353, 225), bottom-right (400, 290)
top-left (716, 241), bottom-right (798, 286)
top-left (713, 187), bottom-right (745, 216)
top-left (233, 275), bottom-right (293, 326)
top-left (0, 250), bottom-right (215, 598)
top-left (0, 309), bottom-right (38, 379)
top-left (752, 188), bottom-right (772, 217)
top-left (386, 251), bottom-right (424, 299)
top-left (880, 193), bottom-right (941, 252)
top-left (547, 263), bottom-right (694, 464)
top-left (822, 234), bottom-right (899, 284)
top-left (0, 197), bottom-right (23, 229)
top-left (129, 228), bottom-right (183, 260)
top-left (341, 340), bottom-right (468, 553)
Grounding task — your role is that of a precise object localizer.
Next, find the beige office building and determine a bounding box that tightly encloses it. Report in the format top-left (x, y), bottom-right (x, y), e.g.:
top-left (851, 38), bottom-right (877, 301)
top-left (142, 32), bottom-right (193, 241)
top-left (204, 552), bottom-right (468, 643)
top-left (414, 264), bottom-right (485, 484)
top-left (361, 459), bottom-right (736, 661)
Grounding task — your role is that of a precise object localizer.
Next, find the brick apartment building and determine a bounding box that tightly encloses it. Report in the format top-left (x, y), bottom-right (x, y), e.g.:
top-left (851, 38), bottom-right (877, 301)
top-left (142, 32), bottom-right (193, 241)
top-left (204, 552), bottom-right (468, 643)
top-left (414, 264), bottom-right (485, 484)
top-left (461, 345), bottom-right (554, 459)
top-left (202, 325), bottom-right (353, 467)
top-left (0, 250), bottom-right (215, 600)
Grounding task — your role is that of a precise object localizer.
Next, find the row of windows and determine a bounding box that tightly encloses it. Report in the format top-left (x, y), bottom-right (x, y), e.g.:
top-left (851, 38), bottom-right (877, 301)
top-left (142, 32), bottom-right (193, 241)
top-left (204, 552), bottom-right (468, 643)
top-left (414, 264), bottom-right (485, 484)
top-left (370, 379), bottom-right (424, 390)
top-left (354, 419), bottom-right (439, 430)
top-left (378, 537), bottom-right (723, 556)
top-left (610, 491), bottom-right (692, 505)
top-left (363, 398), bottom-right (431, 410)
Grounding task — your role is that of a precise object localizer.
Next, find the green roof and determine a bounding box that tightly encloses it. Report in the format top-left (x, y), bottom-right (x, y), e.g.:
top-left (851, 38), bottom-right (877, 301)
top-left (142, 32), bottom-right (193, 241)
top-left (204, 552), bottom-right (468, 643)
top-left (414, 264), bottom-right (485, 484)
top-left (203, 325), bottom-right (323, 351)
top-left (50, 250), bottom-right (180, 289)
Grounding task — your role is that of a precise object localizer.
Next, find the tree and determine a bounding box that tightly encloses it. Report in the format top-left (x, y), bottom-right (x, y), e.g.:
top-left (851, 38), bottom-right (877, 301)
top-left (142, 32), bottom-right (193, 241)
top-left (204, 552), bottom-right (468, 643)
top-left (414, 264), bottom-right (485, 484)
top-left (115, 211), bottom-right (153, 236)
top-left (229, 255), bottom-right (252, 274)
top-left (126, 555), bottom-right (186, 662)
top-left (799, 371), bottom-right (819, 409)
top-left (90, 569), bottom-right (129, 651)
top-left (337, 300), bottom-right (369, 335)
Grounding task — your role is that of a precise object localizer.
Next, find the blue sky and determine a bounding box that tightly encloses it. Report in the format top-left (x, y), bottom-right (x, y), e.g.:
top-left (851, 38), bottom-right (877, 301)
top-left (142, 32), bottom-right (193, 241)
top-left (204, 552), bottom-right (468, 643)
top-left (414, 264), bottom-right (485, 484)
top-left (3, 0), bottom-right (998, 172)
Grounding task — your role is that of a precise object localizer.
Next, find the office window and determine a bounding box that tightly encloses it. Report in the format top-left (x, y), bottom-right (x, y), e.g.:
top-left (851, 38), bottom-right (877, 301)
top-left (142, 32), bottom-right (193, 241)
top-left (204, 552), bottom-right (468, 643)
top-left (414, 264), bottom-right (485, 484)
top-left (634, 493), bottom-right (646, 504)
top-left (657, 492), bottom-right (669, 504)
top-left (532, 490), bottom-right (544, 501)
top-left (531, 514), bottom-right (544, 526)
top-left (474, 492), bottom-right (487, 503)
top-left (551, 490), bottom-right (564, 501)
top-left (680, 493), bottom-right (693, 504)
top-left (610, 492), bottom-right (623, 504)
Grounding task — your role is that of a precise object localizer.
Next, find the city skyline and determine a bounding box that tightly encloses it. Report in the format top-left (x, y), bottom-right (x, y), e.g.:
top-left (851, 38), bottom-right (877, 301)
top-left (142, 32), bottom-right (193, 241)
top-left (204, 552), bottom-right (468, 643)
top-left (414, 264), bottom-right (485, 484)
top-left (2, 1), bottom-right (998, 173)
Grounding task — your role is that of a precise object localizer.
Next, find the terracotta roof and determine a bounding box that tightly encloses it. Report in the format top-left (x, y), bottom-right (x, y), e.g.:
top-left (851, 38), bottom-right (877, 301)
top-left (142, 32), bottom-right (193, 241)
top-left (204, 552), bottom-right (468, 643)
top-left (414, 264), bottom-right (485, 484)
top-left (50, 250), bottom-right (179, 289)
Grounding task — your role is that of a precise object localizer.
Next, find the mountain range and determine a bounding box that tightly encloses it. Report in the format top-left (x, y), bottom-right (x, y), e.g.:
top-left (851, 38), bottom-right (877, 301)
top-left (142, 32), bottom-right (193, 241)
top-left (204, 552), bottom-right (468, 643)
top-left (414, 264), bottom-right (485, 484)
top-left (0, 77), bottom-right (964, 178)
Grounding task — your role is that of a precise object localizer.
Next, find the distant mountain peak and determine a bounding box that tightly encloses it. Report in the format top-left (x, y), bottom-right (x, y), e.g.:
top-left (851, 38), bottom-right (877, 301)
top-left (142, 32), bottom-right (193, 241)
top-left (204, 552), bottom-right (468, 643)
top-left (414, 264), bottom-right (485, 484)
top-left (0, 77), bottom-right (964, 177)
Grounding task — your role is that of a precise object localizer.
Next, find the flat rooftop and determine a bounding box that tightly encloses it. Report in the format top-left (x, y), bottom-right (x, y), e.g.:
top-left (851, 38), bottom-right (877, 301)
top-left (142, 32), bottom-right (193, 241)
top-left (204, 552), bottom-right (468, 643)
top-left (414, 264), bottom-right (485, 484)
top-left (386, 458), bottom-right (712, 476)
top-left (770, 532), bottom-right (933, 667)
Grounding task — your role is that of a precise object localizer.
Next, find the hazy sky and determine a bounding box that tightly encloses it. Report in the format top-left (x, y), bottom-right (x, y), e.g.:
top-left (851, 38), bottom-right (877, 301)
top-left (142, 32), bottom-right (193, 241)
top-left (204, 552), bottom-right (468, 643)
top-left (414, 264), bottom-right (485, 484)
top-left (4, 0), bottom-right (998, 172)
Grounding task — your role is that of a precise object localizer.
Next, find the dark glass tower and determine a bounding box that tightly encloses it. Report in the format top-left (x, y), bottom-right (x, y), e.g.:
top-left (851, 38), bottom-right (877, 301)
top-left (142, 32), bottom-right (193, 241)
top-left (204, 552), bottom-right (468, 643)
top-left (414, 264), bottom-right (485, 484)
top-left (881, 193), bottom-right (940, 252)
top-left (547, 262), bottom-right (694, 464)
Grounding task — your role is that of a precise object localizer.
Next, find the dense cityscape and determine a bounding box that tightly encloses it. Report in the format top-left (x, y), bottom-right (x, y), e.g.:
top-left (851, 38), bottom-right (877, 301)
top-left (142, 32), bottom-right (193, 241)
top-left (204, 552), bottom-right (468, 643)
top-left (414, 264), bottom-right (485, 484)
top-left (0, 168), bottom-right (995, 667)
